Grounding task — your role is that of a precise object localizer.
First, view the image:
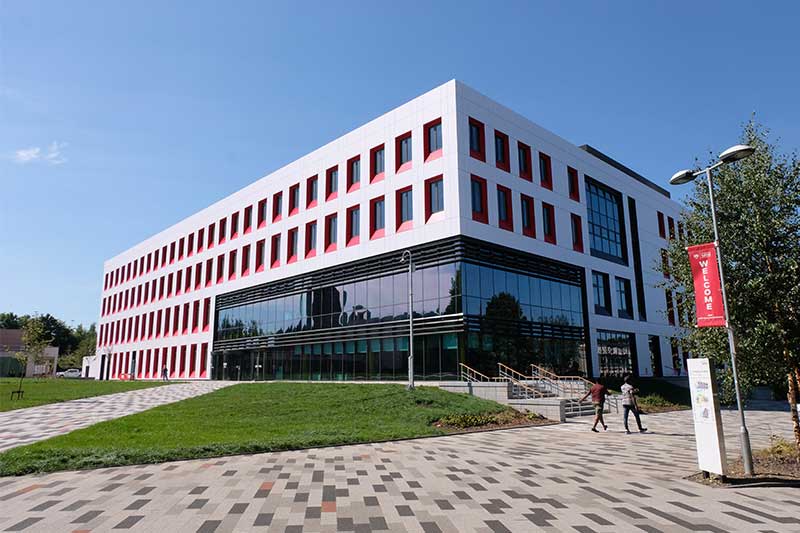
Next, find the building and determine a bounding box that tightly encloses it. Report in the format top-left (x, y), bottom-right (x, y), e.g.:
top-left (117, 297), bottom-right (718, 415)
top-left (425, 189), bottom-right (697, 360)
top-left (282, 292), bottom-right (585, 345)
top-left (88, 80), bottom-right (685, 382)
top-left (0, 329), bottom-right (60, 377)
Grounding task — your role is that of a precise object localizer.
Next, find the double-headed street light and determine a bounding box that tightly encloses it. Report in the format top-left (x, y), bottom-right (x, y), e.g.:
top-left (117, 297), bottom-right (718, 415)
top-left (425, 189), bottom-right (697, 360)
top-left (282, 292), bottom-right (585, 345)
top-left (669, 143), bottom-right (755, 475)
top-left (400, 250), bottom-right (415, 390)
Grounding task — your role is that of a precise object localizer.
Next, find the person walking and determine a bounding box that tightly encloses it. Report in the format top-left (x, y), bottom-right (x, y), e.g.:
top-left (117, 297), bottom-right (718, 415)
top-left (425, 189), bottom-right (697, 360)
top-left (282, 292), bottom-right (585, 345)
top-left (161, 364), bottom-right (169, 382)
top-left (621, 375), bottom-right (647, 434)
top-left (579, 380), bottom-right (609, 432)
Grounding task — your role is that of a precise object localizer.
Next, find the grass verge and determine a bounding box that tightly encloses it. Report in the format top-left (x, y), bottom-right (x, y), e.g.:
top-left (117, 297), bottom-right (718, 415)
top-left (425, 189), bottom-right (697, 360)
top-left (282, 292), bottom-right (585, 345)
top-left (0, 383), bottom-right (511, 476)
top-left (0, 378), bottom-right (168, 412)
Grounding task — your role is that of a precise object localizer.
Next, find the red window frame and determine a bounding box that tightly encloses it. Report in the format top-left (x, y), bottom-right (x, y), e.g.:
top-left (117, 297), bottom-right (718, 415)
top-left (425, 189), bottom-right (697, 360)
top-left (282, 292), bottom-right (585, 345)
top-left (207, 223), bottom-right (215, 250)
top-left (216, 253), bottom-right (224, 284)
top-left (172, 305), bottom-right (180, 335)
top-left (175, 270), bottom-right (182, 295)
top-left (470, 174), bottom-right (488, 224)
top-left (205, 258), bottom-right (213, 287)
top-left (194, 262), bottom-right (202, 290)
top-left (197, 228), bottom-right (204, 253)
top-left (288, 184), bottom-right (300, 216)
top-left (202, 297), bottom-right (211, 332)
top-left (661, 249), bottom-right (670, 278)
top-left (305, 220), bottom-right (317, 258)
top-left (369, 195), bottom-right (385, 240)
top-left (657, 211), bottom-right (665, 238)
top-left (228, 249), bottom-right (237, 280)
top-left (218, 217), bottom-right (227, 244)
top-left (192, 300), bottom-right (200, 334)
top-left (423, 117), bottom-right (443, 162)
top-left (494, 130), bottom-right (510, 172)
top-left (395, 131), bottom-right (412, 173)
top-left (520, 193), bottom-right (536, 238)
top-left (255, 239), bottom-right (266, 272)
top-left (326, 165), bottom-right (338, 201)
top-left (539, 152), bottom-right (553, 190)
top-left (306, 175), bottom-right (318, 208)
top-left (395, 185), bottom-right (413, 232)
top-left (169, 242), bottom-right (176, 264)
top-left (272, 191), bottom-right (282, 222)
top-left (542, 202), bottom-right (556, 244)
top-left (187, 233), bottom-right (194, 257)
top-left (184, 266), bottom-right (192, 293)
top-left (287, 227), bottom-right (299, 264)
top-left (182, 302), bottom-right (190, 335)
top-left (468, 117), bottom-right (486, 162)
top-left (496, 184), bottom-right (513, 231)
top-left (324, 213), bottom-right (337, 252)
top-left (346, 155), bottom-right (360, 193)
top-left (270, 233), bottom-right (281, 268)
top-left (243, 206), bottom-right (252, 234)
top-left (518, 141), bottom-right (532, 181)
top-left (230, 211), bottom-right (239, 239)
top-left (568, 166), bottom-right (580, 201)
top-left (257, 198), bottom-right (268, 228)
top-left (668, 216), bottom-right (675, 240)
top-left (571, 213), bottom-right (584, 252)
top-left (346, 205), bottom-right (360, 247)
top-left (241, 244), bottom-right (250, 277)
top-left (424, 175), bottom-right (444, 222)
top-left (370, 144), bottom-right (385, 183)
top-left (666, 290), bottom-right (675, 325)
top-left (163, 308), bottom-right (171, 337)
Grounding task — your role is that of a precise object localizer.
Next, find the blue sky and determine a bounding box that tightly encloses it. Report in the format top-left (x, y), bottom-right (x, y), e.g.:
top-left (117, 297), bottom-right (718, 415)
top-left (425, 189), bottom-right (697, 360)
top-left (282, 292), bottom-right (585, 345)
top-left (2, 1), bottom-right (798, 328)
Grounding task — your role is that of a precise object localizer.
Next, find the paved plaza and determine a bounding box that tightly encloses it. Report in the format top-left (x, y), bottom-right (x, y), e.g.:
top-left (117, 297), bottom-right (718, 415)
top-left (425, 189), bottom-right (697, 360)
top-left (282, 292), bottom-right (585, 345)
top-left (1, 403), bottom-right (798, 533)
top-left (0, 381), bottom-right (233, 452)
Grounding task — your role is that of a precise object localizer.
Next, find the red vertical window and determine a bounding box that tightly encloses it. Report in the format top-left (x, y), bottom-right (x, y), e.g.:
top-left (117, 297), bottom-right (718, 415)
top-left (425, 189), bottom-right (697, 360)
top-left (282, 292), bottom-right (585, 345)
top-left (539, 152), bottom-right (553, 190)
top-left (184, 266), bottom-right (192, 293)
top-left (370, 144), bottom-right (385, 183)
top-left (272, 191), bottom-right (283, 222)
top-left (571, 214), bottom-right (584, 252)
top-left (424, 175), bottom-right (444, 222)
top-left (199, 343), bottom-right (208, 378)
top-left (169, 242), bottom-right (176, 264)
top-left (395, 131), bottom-right (412, 173)
top-left (218, 217), bottom-right (227, 244)
top-left (161, 245), bottom-right (168, 267)
top-left (288, 184), bottom-right (300, 216)
top-left (423, 118), bottom-right (443, 162)
top-left (542, 202), bottom-right (556, 244)
top-left (257, 198), bottom-right (268, 228)
top-left (657, 211), bottom-right (666, 238)
top-left (496, 184), bottom-right (513, 231)
top-left (202, 297), bottom-right (211, 332)
top-left (395, 186), bottom-right (413, 232)
top-left (470, 175), bottom-right (488, 224)
top-left (369, 196), bottom-right (385, 240)
top-left (324, 213), bottom-right (337, 252)
top-left (194, 262), bottom-right (202, 290)
top-left (207, 223), bottom-right (215, 249)
top-left (241, 244), bottom-right (251, 277)
top-left (287, 227), bottom-right (298, 263)
top-left (179, 345), bottom-right (187, 377)
top-left (346, 155), bottom-right (361, 193)
top-left (167, 273), bottom-right (173, 298)
top-left (187, 233), bottom-right (194, 257)
top-left (158, 276), bottom-right (165, 300)
top-left (518, 141), bottom-right (532, 181)
top-left (270, 233), bottom-right (281, 268)
top-left (155, 310), bottom-right (161, 338)
top-left (164, 307), bottom-right (171, 337)
top-left (175, 270), bottom-right (183, 295)
top-left (133, 315), bottom-right (140, 342)
top-left (468, 117), bottom-right (486, 161)
top-left (182, 303), bottom-right (189, 334)
top-left (216, 254), bottom-right (224, 284)
top-left (178, 238), bottom-right (185, 260)
top-left (306, 175), bottom-right (318, 208)
top-left (205, 258), bottom-right (213, 287)
top-left (228, 249), bottom-right (237, 280)
top-left (305, 221), bottom-right (317, 258)
top-left (192, 300), bottom-right (200, 333)
top-left (189, 344), bottom-right (197, 377)
top-left (230, 211), bottom-right (239, 239)
top-left (568, 166), bottom-right (580, 201)
top-left (521, 193), bottom-right (536, 238)
top-left (243, 205), bottom-right (252, 234)
top-left (169, 346), bottom-right (177, 378)
top-left (325, 166), bottom-right (338, 201)
top-left (494, 130), bottom-right (510, 172)
top-left (346, 205), bottom-right (360, 246)
top-left (197, 228), bottom-right (205, 253)
top-left (255, 239), bottom-right (266, 272)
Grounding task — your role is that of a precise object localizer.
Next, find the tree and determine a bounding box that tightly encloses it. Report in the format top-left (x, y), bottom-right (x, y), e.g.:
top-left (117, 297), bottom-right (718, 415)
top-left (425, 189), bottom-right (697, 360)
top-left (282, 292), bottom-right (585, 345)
top-left (11, 317), bottom-right (54, 397)
top-left (59, 324), bottom-right (96, 370)
top-left (0, 312), bottom-right (29, 329)
top-left (662, 120), bottom-right (800, 452)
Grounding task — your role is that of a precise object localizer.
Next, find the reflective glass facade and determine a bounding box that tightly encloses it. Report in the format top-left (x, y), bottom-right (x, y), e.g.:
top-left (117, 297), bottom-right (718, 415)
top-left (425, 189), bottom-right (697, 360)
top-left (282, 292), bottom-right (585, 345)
top-left (586, 177), bottom-right (627, 264)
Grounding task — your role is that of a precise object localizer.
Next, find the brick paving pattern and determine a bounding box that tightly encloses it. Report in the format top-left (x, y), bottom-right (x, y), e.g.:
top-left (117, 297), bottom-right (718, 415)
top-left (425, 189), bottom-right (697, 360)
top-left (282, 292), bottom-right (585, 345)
top-left (0, 405), bottom-right (797, 532)
top-left (0, 381), bottom-right (232, 452)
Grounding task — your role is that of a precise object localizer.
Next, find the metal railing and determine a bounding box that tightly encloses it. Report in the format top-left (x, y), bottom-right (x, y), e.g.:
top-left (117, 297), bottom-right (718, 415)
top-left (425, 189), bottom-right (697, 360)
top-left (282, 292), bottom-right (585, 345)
top-left (459, 363), bottom-right (493, 383)
top-left (530, 364), bottom-right (619, 414)
top-left (497, 363), bottom-right (546, 399)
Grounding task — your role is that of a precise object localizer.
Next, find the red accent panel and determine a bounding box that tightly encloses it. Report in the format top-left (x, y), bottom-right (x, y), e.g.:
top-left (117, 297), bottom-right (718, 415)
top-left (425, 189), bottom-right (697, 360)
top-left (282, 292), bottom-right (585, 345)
top-left (468, 117), bottom-right (486, 161)
top-left (346, 205), bottom-right (360, 247)
top-left (325, 166), bottom-right (338, 201)
top-left (241, 244), bottom-right (250, 277)
top-left (243, 205), bottom-right (252, 234)
top-left (197, 228), bottom-right (204, 253)
top-left (192, 300), bottom-right (200, 333)
top-left (423, 117), bottom-right (442, 162)
top-left (255, 239), bottom-right (266, 272)
top-left (271, 233), bottom-right (281, 268)
top-left (470, 175), bottom-right (488, 224)
top-left (272, 192), bottom-right (282, 222)
top-left (370, 144), bottom-right (385, 183)
top-left (288, 184), bottom-right (300, 216)
top-left (199, 343), bottom-right (208, 378)
top-left (539, 152), bottom-right (553, 190)
top-left (231, 211), bottom-right (239, 239)
top-left (497, 184), bottom-right (513, 231)
top-left (568, 166), bottom-right (580, 201)
top-left (195, 262), bottom-right (203, 290)
top-left (395, 185), bottom-right (413, 232)
top-left (216, 254), bottom-right (224, 284)
top-left (305, 221), bottom-right (317, 258)
top-left (178, 237), bottom-right (185, 261)
top-left (189, 344), bottom-right (197, 378)
top-left (658, 211), bottom-right (666, 238)
top-left (218, 217), bottom-right (227, 244)
top-left (187, 233), bottom-right (194, 256)
top-left (202, 297), bottom-right (211, 332)
top-left (228, 249), bottom-right (237, 280)
top-left (494, 130), bottom-right (510, 172)
top-left (395, 131), bottom-right (412, 173)
top-left (306, 175), bottom-right (318, 208)
top-left (287, 227), bottom-right (298, 263)
top-left (543, 202), bottom-right (556, 244)
top-left (518, 141), bottom-right (532, 181)
top-left (521, 193), bottom-right (536, 238)
top-left (571, 213), bottom-right (584, 252)
top-left (169, 346), bottom-right (177, 378)
top-left (257, 198), bottom-right (267, 228)
top-left (207, 223), bottom-right (215, 250)
top-left (346, 155), bottom-right (360, 193)
top-left (369, 196), bottom-right (385, 240)
top-left (324, 213), bottom-right (337, 252)
top-left (182, 302), bottom-right (190, 335)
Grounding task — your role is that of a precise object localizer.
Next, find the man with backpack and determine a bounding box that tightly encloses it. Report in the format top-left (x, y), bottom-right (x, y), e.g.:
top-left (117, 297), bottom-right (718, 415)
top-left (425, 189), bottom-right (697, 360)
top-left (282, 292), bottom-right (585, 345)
top-left (621, 375), bottom-right (647, 434)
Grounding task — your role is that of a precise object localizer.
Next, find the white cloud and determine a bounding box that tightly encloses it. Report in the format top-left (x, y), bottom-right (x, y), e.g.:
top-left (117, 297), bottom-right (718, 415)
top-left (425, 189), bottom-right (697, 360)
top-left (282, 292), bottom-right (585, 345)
top-left (11, 141), bottom-right (67, 165)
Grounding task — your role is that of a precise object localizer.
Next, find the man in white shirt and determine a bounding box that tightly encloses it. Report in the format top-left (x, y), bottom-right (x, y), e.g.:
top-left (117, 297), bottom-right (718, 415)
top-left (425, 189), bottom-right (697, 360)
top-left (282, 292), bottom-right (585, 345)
top-left (620, 375), bottom-right (647, 434)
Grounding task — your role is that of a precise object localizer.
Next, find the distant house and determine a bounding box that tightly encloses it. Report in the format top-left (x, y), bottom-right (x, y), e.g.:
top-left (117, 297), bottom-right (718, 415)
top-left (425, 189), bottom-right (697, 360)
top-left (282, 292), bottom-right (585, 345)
top-left (0, 328), bottom-right (59, 377)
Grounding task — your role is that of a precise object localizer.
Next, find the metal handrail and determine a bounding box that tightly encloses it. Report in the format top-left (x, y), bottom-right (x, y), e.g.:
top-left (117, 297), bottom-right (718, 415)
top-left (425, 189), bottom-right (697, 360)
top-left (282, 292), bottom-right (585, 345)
top-left (529, 363), bottom-right (595, 398)
top-left (458, 363), bottom-right (493, 383)
top-left (497, 363), bottom-right (545, 399)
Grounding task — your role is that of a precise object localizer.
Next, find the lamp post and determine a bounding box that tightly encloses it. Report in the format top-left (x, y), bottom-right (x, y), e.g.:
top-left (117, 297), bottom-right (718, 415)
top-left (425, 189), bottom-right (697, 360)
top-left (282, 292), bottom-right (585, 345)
top-left (669, 143), bottom-right (755, 476)
top-left (400, 250), bottom-right (415, 390)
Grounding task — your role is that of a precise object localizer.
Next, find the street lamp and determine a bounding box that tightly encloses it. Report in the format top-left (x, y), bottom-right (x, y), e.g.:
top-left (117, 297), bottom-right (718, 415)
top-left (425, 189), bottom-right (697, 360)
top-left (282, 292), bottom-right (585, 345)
top-left (669, 143), bottom-right (755, 476)
top-left (400, 250), bottom-right (415, 390)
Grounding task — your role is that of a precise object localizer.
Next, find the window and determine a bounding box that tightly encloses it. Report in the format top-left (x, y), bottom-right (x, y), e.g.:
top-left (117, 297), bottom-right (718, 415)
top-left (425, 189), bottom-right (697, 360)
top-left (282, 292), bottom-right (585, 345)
top-left (218, 217), bottom-right (227, 244)
top-left (396, 186), bottom-right (413, 231)
top-left (542, 202), bottom-right (556, 244)
top-left (272, 191), bottom-right (283, 222)
top-left (216, 254), bottom-right (224, 284)
top-left (616, 277), bottom-right (633, 319)
top-left (370, 196), bottom-right (385, 239)
top-left (305, 221), bottom-right (317, 258)
top-left (287, 228), bottom-right (298, 263)
top-left (288, 184), bottom-right (300, 216)
top-left (592, 271), bottom-right (611, 315)
top-left (194, 262), bottom-right (202, 290)
top-left (424, 118), bottom-right (442, 161)
top-left (197, 228), bottom-right (204, 253)
top-left (255, 239), bottom-right (265, 272)
top-left (324, 213), bottom-right (337, 252)
top-left (370, 144), bottom-right (385, 182)
top-left (192, 300), bottom-right (200, 334)
top-left (178, 238), bottom-right (185, 260)
top-left (271, 233), bottom-right (281, 268)
top-left (539, 152), bottom-right (553, 190)
top-left (175, 270), bottom-right (183, 295)
top-left (395, 131), bottom-right (412, 172)
top-left (468, 117), bottom-right (485, 161)
top-left (520, 194), bottom-right (535, 238)
top-left (586, 177), bottom-right (627, 264)
top-left (182, 302), bottom-right (189, 334)
top-left (347, 156), bottom-right (360, 192)
top-left (187, 233), bottom-right (195, 256)
top-left (228, 249), bottom-right (237, 280)
top-left (494, 130), bottom-right (510, 172)
top-left (668, 216), bottom-right (675, 240)
top-left (184, 266), bottom-right (192, 292)
top-left (326, 166), bottom-right (338, 200)
top-left (568, 166), bottom-right (580, 201)
top-left (207, 223), bottom-right (215, 249)
top-left (257, 198), bottom-right (268, 228)
top-left (306, 175), bottom-right (318, 208)
top-left (243, 206), bottom-right (252, 234)
top-left (661, 249), bottom-right (670, 278)
top-left (346, 205), bottom-right (360, 246)
top-left (665, 290), bottom-right (675, 325)
top-left (205, 258), bottom-right (213, 286)
top-left (571, 213), bottom-right (583, 252)
top-left (657, 211), bottom-right (666, 238)
top-left (470, 175), bottom-right (488, 224)
top-left (230, 211), bottom-right (239, 239)
top-left (203, 297), bottom-right (211, 332)
top-left (518, 141), bottom-right (532, 181)
top-left (169, 242), bottom-right (176, 263)
top-left (597, 330), bottom-right (637, 377)
top-left (496, 185), bottom-right (513, 231)
top-left (425, 175), bottom-right (444, 221)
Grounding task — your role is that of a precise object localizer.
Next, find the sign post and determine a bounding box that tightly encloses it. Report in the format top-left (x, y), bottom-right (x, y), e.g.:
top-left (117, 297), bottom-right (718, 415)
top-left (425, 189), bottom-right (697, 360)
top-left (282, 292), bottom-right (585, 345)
top-left (687, 358), bottom-right (727, 476)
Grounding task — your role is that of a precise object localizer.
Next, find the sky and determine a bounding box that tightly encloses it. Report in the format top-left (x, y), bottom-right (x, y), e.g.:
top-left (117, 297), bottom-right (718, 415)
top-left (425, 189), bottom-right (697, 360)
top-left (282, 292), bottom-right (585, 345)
top-left (1, 0), bottom-right (799, 328)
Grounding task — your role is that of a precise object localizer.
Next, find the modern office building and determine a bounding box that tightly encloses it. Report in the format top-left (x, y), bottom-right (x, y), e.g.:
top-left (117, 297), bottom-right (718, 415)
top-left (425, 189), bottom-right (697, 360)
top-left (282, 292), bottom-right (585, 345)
top-left (88, 80), bottom-right (685, 382)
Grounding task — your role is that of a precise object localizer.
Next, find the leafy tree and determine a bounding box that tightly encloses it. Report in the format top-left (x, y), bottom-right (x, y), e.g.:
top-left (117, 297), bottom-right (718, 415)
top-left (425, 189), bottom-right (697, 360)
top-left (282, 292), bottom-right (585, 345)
top-left (58, 324), bottom-right (96, 370)
top-left (0, 312), bottom-right (29, 329)
top-left (661, 120), bottom-right (800, 452)
top-left (11, 317), bottom-right (54, 397)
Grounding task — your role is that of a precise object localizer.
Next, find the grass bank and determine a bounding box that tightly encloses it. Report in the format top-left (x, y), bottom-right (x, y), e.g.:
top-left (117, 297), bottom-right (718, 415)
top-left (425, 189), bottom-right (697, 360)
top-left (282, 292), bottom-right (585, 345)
top-left (0, 383), bottom-right (510, 476)
top-left (0, 378), bottom-right (167, 412)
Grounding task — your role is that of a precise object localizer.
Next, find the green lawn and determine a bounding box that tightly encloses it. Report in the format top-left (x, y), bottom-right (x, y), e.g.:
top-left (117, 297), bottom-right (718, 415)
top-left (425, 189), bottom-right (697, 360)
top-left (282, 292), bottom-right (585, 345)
top-left (0, 378), bottom-right (168, 412)
top-left (0, 383), bottom-right (509, 476)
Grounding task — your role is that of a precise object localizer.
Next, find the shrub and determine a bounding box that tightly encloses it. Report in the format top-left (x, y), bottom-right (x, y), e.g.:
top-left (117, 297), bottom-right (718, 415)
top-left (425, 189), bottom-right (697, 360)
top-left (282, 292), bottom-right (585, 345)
top-left (438, 413), bottom-right (497, 428)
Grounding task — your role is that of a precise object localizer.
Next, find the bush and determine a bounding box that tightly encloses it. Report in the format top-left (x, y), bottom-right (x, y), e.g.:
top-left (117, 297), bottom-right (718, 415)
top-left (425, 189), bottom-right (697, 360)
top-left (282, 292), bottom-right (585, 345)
top-left (438, 413), bottom-right (497, 428)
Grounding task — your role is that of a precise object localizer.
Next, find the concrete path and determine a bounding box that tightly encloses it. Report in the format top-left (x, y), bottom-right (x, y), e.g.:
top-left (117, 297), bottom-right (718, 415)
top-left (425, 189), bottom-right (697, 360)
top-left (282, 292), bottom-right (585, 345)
top-left (0, 381), bottom-right (232, 452)
top-left (0, 406), bottom-right (797, 532)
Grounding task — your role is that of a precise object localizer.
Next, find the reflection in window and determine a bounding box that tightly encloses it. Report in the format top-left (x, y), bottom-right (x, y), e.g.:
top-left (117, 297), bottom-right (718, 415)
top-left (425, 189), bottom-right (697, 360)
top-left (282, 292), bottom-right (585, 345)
top-left (586, 178), bottom-right (627, 264)
top-left (597, 329), bottom-right (636, 377)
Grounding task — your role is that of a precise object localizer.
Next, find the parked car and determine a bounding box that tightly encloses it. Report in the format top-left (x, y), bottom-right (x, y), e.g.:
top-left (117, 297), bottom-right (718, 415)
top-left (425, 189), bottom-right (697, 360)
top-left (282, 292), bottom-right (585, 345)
top-left (56, 368), bottom-right (82, 378)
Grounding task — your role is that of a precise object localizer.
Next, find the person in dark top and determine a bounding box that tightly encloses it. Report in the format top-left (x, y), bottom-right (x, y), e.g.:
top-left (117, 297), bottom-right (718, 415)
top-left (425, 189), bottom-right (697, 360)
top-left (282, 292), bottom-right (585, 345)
top-left (161, 365), bottom-right (169, 382)
top-left (579, 381), bottom-right (609, 432)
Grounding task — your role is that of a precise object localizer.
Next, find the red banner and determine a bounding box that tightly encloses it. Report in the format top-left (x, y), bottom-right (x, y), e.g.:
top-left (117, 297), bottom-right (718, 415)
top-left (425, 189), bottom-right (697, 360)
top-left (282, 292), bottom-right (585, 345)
top-left (687, 242), bottom-right (726, 327)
